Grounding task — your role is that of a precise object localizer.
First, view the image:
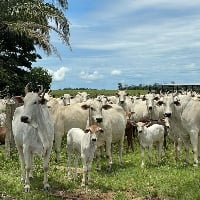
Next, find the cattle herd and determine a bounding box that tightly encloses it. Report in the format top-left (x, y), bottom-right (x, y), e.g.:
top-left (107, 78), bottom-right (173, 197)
top-left (0, 84), bottom-right (200, 192)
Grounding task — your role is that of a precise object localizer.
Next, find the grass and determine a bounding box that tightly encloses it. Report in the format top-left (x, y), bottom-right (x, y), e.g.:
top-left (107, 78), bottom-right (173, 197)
top-left (1, 140), bottom-right (200, 200)
top-left (51, 89), bottom-right (148, 98)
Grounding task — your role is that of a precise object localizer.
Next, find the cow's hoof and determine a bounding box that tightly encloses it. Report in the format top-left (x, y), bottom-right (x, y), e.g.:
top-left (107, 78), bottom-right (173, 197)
top-left (44, 184), bottom-right (50, 191)
top-left (193, 162), bottom-right (198, 167)
top-left (24, 185), bottom-right (30, 192)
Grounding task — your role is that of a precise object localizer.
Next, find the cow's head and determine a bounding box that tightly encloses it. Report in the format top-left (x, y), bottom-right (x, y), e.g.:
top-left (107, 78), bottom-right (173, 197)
top-left (84, 124), bottom-right (104, 143)
top-left (144, 93), bottom-right (155, 111)
top-left (21, 83), bottom-right (46, 128)
top-left (116, 90), bottom-right (128, 105)
top-left (161, 93), bottom-right (180, 118)
top-left (81, 100), bottom-right (112, 124)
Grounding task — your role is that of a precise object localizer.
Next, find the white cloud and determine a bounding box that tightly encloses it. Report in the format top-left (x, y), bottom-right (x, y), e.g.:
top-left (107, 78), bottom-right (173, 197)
top-left (111, 70), bottom-right (122, 75)
top-left (35, 0), bottom-right (200, 89)
top-left (48, 67), bottom-right (70, 81)
top-left (79, 70), bottom-right (104, 81)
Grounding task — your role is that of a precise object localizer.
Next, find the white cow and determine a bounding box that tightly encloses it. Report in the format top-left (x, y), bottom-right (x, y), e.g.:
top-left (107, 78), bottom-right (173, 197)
top-left (116, 90), bottom-right (133, 113)
top-left (162, 92), bottom-right (200, 166)
top-left (12, 86), bottom-right (54, 192)
top-left (59, 92), bottom-right (90, 105)
top-left (62, 93), bottom-right (73, 105)
top-left (135, 121), bottom-right (165, 167)
top-left (67, 124), bottom-right (103, 186)
top-left (130, 93), bottom-right (164, 122)
top-left (107, 95), bottom-right (118, 104)
top-left (47, 98), bottom-right (89, 162)
top-left (130, 98), bottom-right (149, 123)
top-left (81, 99), bottom-right (126, 171)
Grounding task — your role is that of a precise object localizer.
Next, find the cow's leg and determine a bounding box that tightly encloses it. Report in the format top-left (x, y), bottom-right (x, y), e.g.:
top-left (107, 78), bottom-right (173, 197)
top-left (74, 154), bottom-right (78, 180)
top-left (130, 134), bottom-right (134, 152)
top-left (174, 138), bottom-right (182, 161)
top-left (43, 148), bottom-right (52, 190)
top-left (190, 130), bottom-right (198, 166)
top-left (17, 146), bottom-right (26, 183)
top-left (140, 146), bottom-right (145, 168)
top-left (105, 140), bottom-right (112, 172)
top-left (23, 147), bottom-right (32, 192)
top-left (95, 148), bottom-right (102, 171)
top-left (183, 140), bottom-right (190, 165)
top-left (148, 145), bottom-right (153, 165)
top-left (67, 147), bottom-right (72, 180)
top-left (81, 157), bottom-right (87, 187)
top-left (87, 160), bottom-right (93, 185)
top-left (198, 134), bottom-right (200, 159)
top-left (54, 132), bottom-right (63, 162)
top-left (118, 136), bottom-right (124, 166)
top-left (157, 142), bottom-right (163, 164)
top-left (29, 154), bottom-right (34, 179)
top-left (125, 135), bottom-right (129, 153)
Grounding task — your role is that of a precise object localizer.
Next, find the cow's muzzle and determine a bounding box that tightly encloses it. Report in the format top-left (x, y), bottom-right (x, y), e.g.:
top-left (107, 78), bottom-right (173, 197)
top-left (96, 118), bottom-right (103, 123)
top-left (21, 116), bottom-right (29, 123)
top-left (148, 106), bottom-right (153, 110)
top-left (164, 113), bottom-right (171, 117)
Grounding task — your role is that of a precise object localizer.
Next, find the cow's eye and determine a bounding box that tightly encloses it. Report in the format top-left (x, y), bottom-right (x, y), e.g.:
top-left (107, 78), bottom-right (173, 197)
top-left (34, 101), bottom-right (37, 104)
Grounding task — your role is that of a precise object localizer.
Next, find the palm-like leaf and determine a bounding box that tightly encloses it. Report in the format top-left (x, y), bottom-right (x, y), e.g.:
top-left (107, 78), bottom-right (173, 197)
top-left (0, 0), bottom-right (70, 55)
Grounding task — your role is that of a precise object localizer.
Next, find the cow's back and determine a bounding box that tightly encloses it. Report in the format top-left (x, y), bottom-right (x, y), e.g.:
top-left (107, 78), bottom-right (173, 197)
top-left (148, 124), bottom-right (164, 142)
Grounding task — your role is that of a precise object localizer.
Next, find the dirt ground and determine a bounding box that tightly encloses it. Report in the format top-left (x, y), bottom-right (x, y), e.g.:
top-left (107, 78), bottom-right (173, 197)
top-left (50, 188), bottom-right (162, 200)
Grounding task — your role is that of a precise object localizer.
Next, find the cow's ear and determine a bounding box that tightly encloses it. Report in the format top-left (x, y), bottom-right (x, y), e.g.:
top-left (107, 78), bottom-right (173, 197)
top-left (39, 98), bottom-right (46, 105)
top-left (98, 128), bottom-right (104, 133)
top-left (154, 96), bottom-right (159, 101)
top-left (12, 96), bottom-right (24, 104)
top-left (84, 128), bottom-right (90, 133)
top-left (142, 95), bottom-right (146, 101)
top-left (174, 101), bottom-right (181, 106)
top-left (102, 104), bottom-right (112, 110)
top-left (156, 101), bottom-right (163, 106)
top-left (81, 104), bottom-right (90, 110)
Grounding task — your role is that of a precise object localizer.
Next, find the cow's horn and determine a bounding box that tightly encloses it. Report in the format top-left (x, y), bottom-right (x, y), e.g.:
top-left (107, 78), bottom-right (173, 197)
top-left (24, 83), bottom-right (30, 94)
top-left (38, 85), bottom-right (44, 95)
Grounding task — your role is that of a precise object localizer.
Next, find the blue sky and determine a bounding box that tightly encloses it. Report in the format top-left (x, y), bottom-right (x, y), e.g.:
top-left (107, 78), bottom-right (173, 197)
top-left (33, 0), bottom-right (200, 90)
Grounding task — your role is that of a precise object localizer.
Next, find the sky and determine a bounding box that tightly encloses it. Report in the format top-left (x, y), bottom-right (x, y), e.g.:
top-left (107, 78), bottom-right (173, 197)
top-left (33, 0), bottom-right (200, 90)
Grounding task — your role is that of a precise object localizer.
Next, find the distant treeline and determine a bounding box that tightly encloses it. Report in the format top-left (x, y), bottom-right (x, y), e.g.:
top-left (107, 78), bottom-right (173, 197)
top-left (54, 83), bottom-right (200, 98)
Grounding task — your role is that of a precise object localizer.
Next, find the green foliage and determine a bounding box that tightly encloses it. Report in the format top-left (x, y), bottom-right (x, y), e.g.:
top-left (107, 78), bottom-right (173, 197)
top-left (0, 67), bottom-right (52, 96)
top-left (1, 141), bottom-right (200, 199)
top-left (0, 0), bottom-right (70, 55)
top-left (0, 0), bottom-right (70, 96)
top-left (28, 67), bottom-right (53, 92)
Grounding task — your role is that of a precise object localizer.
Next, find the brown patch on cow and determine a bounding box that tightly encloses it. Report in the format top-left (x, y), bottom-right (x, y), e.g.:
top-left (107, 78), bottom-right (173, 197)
top-left (0, 127), bottom-right (7, 144)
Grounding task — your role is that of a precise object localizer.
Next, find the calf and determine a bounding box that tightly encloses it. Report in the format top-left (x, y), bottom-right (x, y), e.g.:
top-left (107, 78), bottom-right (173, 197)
top-left (146, 117), bottom-right (170, 150)
top-left (67, 124), bottom-right (103, 187)
top-left (125, 112), bottom-right (135, 152)
top-left (136, 122), bottom-right (165, 167)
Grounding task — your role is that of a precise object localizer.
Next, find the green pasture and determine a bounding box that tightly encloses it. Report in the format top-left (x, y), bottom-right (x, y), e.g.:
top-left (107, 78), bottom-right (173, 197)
top-left (51, 89), bottom-right (148, 98)
top-left (0, 139), bottom-right (200, 200)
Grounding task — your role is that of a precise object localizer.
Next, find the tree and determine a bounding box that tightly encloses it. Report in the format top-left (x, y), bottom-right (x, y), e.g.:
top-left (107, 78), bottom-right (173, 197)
top-left (118, 83), bottom-right (123, 90)
top-left (0, 0), bottom-right (70, 55)
top-left (0, 0), bottom-right (70, 95)
top-left (28, 67), bottom-right (52, 92)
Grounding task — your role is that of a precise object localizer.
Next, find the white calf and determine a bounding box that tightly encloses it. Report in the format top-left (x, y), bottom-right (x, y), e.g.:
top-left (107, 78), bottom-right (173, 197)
top-left (67, 124), bottom-right (103, 187)
top-left (136, 122), bottom-right (165, 167)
